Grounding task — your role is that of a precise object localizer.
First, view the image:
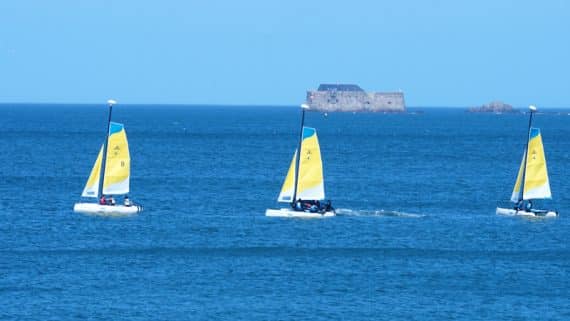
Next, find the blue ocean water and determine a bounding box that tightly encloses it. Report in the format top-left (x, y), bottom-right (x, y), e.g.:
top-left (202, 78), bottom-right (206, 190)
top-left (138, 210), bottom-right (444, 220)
top-left (1, 104), bottom-right (569, 320)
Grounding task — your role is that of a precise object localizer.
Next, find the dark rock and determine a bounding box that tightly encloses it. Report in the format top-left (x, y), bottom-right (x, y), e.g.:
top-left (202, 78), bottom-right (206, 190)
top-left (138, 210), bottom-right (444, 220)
top-left (468, 101), bottom-right (516, 113)
top-left (307, 84), bottom-right (406, 112)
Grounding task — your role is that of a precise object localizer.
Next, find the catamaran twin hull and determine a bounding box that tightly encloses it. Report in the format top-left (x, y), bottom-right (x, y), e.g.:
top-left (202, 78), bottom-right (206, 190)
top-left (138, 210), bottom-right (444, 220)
top-left (496, 207), bottom-right (557, 218)
top-left (73, 203), bottom-right (142, 217)
top-left (265, 208), bottom-right (335, 218)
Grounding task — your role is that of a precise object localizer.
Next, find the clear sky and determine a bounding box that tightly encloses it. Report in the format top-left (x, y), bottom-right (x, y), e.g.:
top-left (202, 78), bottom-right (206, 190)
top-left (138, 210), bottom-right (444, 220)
top-left (1, 0), bottom-right (568, 107)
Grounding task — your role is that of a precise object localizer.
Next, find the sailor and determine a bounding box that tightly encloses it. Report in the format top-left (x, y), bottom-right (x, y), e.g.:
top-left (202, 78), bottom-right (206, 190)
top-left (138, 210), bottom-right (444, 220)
top-left (99, 195), bottom-right (106, 205)
top-left (108, 196), bottom-right (116, 206)
top-left (324, 200), bottom-right (333, 212)
top-left (124, 195), bottom-right (132, 207)
top-left (311, 201), bottom-right (321, 212)
top-left (525, 200), bottom-right (533, 212)
top-left (515, 200), bottom-right (523, 211)
top-left (295, 199), bottom-right (303, 211)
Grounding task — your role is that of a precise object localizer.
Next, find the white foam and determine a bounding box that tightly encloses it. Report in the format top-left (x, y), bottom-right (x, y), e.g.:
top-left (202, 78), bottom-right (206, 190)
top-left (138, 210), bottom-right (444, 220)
top-left (335, 208), bottom-right (425, 218)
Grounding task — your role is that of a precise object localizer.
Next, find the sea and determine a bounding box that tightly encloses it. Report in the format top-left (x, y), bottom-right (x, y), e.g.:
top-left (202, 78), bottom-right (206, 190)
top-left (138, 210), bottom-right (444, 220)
top-left (1, 104), bottom-right (569, 320)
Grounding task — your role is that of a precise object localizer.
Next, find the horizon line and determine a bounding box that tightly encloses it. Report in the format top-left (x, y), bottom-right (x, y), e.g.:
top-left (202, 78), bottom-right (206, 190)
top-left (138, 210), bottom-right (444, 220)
top-left (0, 102), bottom-right (569, 109)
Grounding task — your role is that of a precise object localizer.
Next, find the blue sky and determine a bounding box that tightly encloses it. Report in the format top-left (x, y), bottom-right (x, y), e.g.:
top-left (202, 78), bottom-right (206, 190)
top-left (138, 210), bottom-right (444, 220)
top-left (0, 0), bottom-right (568, 107)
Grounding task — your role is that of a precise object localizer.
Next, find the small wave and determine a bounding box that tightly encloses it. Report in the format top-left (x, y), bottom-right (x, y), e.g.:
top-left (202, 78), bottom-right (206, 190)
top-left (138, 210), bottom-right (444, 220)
top-left (335, 208), bottom-right (425, 218)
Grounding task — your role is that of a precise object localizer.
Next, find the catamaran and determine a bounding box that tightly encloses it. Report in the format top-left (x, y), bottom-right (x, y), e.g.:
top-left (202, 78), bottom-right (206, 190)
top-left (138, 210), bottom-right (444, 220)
top-left (73, 100), bottom-right (143, 216)
top-left (265, 104), bottom-right (335, 218)
top-left (496, 105), bottom-right (557, 217)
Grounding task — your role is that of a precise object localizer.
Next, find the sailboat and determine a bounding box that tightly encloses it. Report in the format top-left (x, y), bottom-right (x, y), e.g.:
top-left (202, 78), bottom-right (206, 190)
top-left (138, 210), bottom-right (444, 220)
top-left (73, 100), bottom-right (143, 216)
top-left (496, 105), bottom-right (557, 217)
top-left (265, 104), bottom-right (335, 218)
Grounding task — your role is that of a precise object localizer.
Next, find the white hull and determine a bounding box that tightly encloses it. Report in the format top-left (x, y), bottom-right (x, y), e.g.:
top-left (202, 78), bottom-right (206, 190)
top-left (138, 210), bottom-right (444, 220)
top-left (265, 208), bottom-right (335, 218)
top-left (73, 203), bottom-right (142, 217)
top-left (496, 207), bottom-right (557, 218)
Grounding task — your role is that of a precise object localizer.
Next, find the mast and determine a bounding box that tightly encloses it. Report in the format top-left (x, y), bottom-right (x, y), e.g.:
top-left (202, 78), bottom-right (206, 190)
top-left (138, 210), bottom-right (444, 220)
top-left (519, 105), bottom-right (536, 201)
top-left (292, 103), bottom-right (309, 204)
top-left (97, 99), bottom-right (116, 198)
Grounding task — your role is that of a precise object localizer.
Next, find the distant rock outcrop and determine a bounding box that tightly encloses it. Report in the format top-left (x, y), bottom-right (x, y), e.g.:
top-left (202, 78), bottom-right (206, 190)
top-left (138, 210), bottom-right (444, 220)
top-left (306, 84), bottom-right (406, 112)
top-left (468, 101), bottom-right (516, 113)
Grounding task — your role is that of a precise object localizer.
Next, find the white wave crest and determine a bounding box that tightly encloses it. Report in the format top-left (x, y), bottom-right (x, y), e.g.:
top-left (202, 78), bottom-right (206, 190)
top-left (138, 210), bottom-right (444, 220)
top-left (335, 208), bottom-right (425, 218)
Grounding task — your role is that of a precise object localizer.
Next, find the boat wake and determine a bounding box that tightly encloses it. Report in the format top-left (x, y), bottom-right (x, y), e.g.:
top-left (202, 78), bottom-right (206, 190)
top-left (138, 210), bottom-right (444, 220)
top-left (335, 208), bottom-right (425, 218)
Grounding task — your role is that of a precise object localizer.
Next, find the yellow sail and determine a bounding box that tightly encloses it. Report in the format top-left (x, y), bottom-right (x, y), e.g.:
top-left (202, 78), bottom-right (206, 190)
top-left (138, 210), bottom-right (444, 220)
top-left (81, 147), bottom-right (103, 197)
top-left (297, 127), bottom-right (325, 200)
top-left (103, 122), bottom-right (130, 195)
top-left (277, 127), bottom-right (325, 202)
top-left (277, 151), bottom-right (297, 202)
top-left (81, 122), bottom-right (130, 197)
top-left (510, 152), bottom-right (525, 202)
top-left (511, 128), bottom-right (551, 202)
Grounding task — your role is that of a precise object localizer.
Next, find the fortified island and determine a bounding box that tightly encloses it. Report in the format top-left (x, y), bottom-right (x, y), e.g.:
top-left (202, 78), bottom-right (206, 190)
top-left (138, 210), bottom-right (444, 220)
top-left (306, 84), bottom-right (406, 112)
